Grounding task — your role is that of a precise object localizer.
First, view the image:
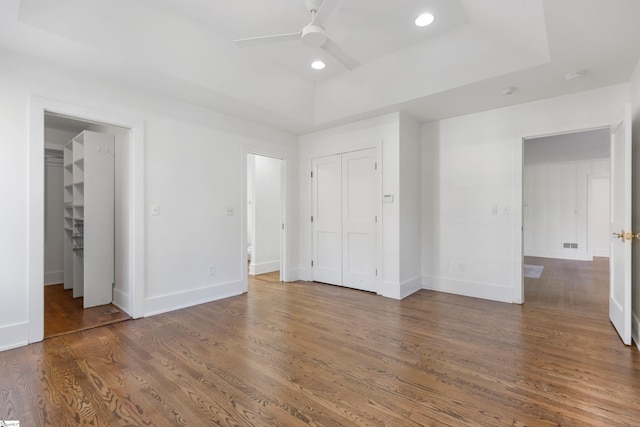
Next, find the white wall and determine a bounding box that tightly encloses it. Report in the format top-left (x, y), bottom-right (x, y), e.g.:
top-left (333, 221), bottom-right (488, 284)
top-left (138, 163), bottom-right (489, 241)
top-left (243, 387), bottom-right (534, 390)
top-left (523, 159), bottom-right (609, 261)
top-left (250, 154), bottom-right (282, 275)
top-left (422, 84), bottom-right (629, 303)
top-left (630, 59), bottom-right (640, 348)
top-left (0, 52), bottom-right (298, 351)
top-left (44, 158), bottom-right (64, 285)
top-left (399, 115), bottom-right (422, 295)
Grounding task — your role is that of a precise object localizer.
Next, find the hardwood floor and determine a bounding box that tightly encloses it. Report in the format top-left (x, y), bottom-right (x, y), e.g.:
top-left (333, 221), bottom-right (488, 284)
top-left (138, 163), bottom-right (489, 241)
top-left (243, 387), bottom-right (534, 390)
top-left (2, 269), bottom-right (638, 426)
top-left (524, 256), bottom-right (609, 315)
top-left (44, 284), bottom-right (131, 338)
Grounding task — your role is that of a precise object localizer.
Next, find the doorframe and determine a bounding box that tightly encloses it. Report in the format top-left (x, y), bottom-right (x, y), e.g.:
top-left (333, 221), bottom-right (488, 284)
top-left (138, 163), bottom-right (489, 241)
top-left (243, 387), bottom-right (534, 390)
top-left (242, 149), bottom-right (289, 284)
top-left (28, 96), bottom-right (145, 343)
top-left (516, 122), bottom-right (613, 304)
top-left (246, 152), bottom-right (286, 281)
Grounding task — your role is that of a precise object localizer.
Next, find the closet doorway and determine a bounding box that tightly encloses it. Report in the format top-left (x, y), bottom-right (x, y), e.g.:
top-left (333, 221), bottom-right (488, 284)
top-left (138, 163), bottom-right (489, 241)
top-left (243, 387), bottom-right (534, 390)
top-left (247, 153), bottom-right (284, 281)
top-left (43, 113), bottom-right (131, 338)
top-left (311, 148), bottom-right (378, 292)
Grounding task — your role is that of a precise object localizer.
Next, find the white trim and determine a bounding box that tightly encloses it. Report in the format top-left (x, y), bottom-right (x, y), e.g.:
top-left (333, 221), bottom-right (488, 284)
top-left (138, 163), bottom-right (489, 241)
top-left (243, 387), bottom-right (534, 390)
top-left (243, 149), bottom-right (291, 286)
top-left (633, 312), bottom-right (640, 351)
top-left (44, 270), bottom-right (64, 285)
top-left (28, 96), bottom-right (145, 346)
top-left (144, 280), bottom-right (245, 317)
top-left (0, 322), bottom-right (29, 352)
top-left (249, 260), bottom-right (280, 276)
top-left (423, 275), bottom-right (513, 303)
top-left (523, 250), bottom-right (592, 261)
top-left (113, 288), bottom-right (129, 312)
top-left (378, 277), bottom-right (422, 300)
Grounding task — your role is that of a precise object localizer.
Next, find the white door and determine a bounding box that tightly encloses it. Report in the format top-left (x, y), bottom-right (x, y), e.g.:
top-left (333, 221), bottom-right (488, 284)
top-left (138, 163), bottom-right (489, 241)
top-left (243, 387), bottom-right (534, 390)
top-left (342, 149), bottom-right (377, 291)
top-left (312, 154), bottom-right (342, 285)
top-left (609, 104), bottom-right (632, 345)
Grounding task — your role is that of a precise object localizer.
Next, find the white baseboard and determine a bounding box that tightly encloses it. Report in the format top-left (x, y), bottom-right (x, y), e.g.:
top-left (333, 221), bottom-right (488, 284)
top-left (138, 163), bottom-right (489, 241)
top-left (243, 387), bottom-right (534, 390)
top-left (524, 250), bottom-right (591, 261)
top-left (378, 276), bottom-right (422, 300)
top-left (144, 280), bottom-right (246, 317)
top-left (297, 267), bottom-right (312, 282)
top-left (44, 270), bottom-right (64, 286)
top-left (0, 321), bottom-right (29, 352)
top-left (285, 268), bottom-right (301, 282)
top-left (422, 275), bottom-right (513, 303)
top-left (249, 260), bottom-right (280, 276)
top-left (112, 288), bottom-right (129, 314)
top-left (633, 312), bottom-right (640, 351)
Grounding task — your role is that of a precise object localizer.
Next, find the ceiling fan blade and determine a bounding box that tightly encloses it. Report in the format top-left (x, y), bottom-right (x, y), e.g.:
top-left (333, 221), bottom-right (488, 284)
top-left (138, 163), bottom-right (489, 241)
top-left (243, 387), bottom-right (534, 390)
top-left (312, 0), bottom-right (343, 27)
top-left (321, 38), bottom-right (359, 70)
top-left (234, 32), bottom-right (300, 47)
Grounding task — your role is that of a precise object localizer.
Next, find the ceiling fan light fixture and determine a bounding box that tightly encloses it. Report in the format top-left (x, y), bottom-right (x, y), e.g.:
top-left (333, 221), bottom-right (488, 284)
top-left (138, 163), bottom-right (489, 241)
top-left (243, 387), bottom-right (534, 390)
top-left (311, 60), bottom-right (326, 70)
top-left (415, 12), bottom-right (435, 27)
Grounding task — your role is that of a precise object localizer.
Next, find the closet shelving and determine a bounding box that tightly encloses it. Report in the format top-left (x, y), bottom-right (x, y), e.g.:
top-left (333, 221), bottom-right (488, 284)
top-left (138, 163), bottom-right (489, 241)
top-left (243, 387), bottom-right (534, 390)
top-left (63, 130), bottom-right (115, 307)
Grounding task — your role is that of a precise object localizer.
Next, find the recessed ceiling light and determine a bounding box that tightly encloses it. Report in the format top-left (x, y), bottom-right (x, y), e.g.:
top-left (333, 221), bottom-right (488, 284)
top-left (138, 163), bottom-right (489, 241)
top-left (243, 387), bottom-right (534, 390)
top-left (311, 60), bottom-right (326, 70)
top-left (415, 13), bottom-right (435, 27)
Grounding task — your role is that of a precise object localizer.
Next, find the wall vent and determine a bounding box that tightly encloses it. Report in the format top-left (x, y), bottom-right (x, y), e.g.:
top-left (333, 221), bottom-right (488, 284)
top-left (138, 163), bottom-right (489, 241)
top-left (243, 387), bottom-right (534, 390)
top-left (563, 243), bottom-right (578, 249)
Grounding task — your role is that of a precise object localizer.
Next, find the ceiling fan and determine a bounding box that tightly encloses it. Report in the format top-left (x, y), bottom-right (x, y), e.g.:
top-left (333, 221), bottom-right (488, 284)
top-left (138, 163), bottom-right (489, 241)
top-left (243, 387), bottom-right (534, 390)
top-left (234, 0), bottom-right (359, 70)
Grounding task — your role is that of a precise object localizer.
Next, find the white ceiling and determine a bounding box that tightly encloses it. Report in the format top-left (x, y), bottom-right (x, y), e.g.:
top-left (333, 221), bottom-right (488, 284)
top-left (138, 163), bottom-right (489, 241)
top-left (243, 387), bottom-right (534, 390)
top-left (524, 128), bottom-right (610, 165)
top-left (2, 0), bottom-right (640, 134)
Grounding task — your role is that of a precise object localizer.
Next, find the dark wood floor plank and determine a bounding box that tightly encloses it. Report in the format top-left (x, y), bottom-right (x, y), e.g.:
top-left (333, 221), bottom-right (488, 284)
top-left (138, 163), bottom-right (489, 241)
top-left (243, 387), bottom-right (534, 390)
top-left (1, 266), bottom-right (639, 426)
top-left (44, 284), bottom-right (132, 338)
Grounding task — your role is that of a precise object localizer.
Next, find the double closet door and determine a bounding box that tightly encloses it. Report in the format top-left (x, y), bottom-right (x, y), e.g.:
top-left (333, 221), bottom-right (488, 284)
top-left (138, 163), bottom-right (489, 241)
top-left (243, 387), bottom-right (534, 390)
top-left (311, 148), bottom-right (377, 292)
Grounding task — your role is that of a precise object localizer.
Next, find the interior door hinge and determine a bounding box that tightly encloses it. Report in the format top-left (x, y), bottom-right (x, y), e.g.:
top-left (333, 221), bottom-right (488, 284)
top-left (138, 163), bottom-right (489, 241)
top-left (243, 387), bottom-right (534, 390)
top-left (311, 260), bottom-right (314, 267)
top-left (311, 171), bottom-right (313, 178)
top-left (282, 223), bottom-right (285, 230)
top-left (311, 215), bottom-right (314, 222)
top-left (375, 215), bottom-right (378, 223)
top-left (375, 269), bottom-right (378, 276)
top-left (375, 162), bottom-right (378, 170)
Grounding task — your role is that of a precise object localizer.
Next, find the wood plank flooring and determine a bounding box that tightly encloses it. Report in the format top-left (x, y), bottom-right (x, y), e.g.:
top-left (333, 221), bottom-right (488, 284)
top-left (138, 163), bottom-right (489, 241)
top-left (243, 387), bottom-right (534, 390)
top-left (524, 256), bottom-right (609, 315)
top-left (2, 267), bottom-right (639, 426)
top-left (44, 284), bottom-right (132, 338)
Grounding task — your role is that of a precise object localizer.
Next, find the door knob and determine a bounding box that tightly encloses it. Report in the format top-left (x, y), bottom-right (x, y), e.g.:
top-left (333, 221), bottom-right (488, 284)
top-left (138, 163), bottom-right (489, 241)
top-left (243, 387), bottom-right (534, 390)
top-left (612, 230), bottom-right (640, 241)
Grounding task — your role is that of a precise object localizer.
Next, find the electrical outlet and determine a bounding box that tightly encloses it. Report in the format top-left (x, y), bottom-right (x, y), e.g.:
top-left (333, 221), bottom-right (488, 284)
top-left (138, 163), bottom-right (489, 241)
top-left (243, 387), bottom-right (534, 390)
top-left (208, 266), bottom-right (216, 276)
top-left (226, 207), bottom-right (235, 216)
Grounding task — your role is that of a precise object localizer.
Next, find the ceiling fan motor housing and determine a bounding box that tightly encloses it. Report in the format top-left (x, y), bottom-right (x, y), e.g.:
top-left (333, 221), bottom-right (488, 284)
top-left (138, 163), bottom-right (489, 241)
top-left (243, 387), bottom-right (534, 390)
top-left (301, 24), bottom-right (327, 47)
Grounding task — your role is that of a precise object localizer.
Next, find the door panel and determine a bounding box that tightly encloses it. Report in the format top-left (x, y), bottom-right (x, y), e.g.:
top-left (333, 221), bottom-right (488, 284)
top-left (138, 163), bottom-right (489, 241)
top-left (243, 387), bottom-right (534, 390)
top-left (609, 104), bottom-right (632, 345)
top-left (312, 155), bottom-right (342, 285)
top-left (342, 149), bottom-right (376, 291)
top-left (312, 149), bottom-right (378, 291)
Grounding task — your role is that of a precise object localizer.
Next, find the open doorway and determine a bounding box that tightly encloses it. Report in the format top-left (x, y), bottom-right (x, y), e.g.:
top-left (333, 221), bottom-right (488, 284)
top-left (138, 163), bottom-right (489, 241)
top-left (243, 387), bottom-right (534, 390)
top-left (43, 113), bottom-right (132, 337)
top-left (522, 128), bottom-right (610, 314)
top-left (247, 153), bottom-right (284, 281)
top-left (29, 97), bottom-right (145, 344)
